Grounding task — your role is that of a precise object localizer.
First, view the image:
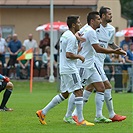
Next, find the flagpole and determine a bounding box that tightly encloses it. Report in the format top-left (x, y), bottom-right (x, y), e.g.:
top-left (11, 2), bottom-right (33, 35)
top-left (30, 55), bottom-right (34, 93)
top-left (49, 0), bottom-right (55, 82)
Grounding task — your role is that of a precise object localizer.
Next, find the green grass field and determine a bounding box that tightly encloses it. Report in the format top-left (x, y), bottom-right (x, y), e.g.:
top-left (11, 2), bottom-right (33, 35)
top-left (0, 80), bottom-right (132, 133)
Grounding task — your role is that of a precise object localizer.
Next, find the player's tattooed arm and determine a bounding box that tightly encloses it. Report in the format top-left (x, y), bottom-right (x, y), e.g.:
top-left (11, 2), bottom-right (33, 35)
top-left (108, 43), bottom-right (119, 50)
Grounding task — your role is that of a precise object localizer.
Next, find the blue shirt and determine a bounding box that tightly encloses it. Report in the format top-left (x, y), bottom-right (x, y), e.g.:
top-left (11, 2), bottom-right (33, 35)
top-left (120, 40), bottom-right (132, 49)
top-left (8, 40), bottom-right (22, 53)
top-left (126, 50), bottom-right (133, 67)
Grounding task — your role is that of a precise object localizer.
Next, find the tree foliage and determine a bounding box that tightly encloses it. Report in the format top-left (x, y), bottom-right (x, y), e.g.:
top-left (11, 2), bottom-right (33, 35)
top-left (120, 0), bottom-right (133, 19)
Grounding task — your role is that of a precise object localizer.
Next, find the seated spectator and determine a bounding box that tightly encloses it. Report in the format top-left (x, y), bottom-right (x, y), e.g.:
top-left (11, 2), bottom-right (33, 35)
top-left (104, 54), bottom-right (113, 81)
top-left (6, 34), bottom-right (22, 78)
top-left (16, 46), bottom-right (30, 79)
top-left (42, 46), bottom-right (57, 79)
top-left (112, 54), bottom-right (124, 93)
top-left (125, 43), bottom-right (133, 93)
top-left (120, 36), bottom-right (132, 49)
top-left (39, 32), bottom-right (50, 54)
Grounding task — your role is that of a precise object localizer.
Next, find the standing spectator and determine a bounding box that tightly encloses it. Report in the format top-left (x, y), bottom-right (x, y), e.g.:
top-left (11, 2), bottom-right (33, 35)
top-left (125, 43), bottom-right (133, 93)
top-left (121, 44), bottom-right (129, 90)
top-left (23, 34), bottom-right (38, 55)
top-left (16, 46), bottom-right (30, 79)
top-left (39, 32), bottom-right (50, 54)
top-left (6, 34), bottom-right (22, 78)
top-left (120, 36), bottom-right (132, 49)
top-left (0, 33), bottom-right (7, 75)
top-left (5, 34), bottom-right (12, 46)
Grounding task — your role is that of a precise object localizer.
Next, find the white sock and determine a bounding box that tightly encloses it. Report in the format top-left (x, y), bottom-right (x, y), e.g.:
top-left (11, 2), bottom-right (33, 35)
top-left (65, 93), bottom-right (75, 118)
top-left (95, 92), bottom-right (104, 118)
top-left (104, 89), bottom-right (115, 118)
top-left (75, 97), bottom-right (84, 122)
top-left (72, 90), bottom-right (92, 116)
top-left (42, 94), bottom-right (65, 115)
top-left (83, 90), bottom-right (92, 104)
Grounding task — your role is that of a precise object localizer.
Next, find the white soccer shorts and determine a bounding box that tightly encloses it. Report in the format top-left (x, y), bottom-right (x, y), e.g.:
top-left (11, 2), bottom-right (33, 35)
top-left (60, 73), bottom-right (83, 93)
top-left (78, 67), bottom-right (103, 86)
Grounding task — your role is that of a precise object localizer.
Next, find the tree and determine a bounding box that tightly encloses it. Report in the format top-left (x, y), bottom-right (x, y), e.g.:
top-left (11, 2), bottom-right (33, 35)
top-left (120, 0), bottom-right (133, 19)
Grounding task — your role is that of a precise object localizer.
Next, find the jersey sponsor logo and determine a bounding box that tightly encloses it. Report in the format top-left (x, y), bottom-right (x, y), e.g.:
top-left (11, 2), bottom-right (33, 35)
top-left (108, 31), bottom-right (111, 37)
top-left (99, 40), bottom-right (107, 43)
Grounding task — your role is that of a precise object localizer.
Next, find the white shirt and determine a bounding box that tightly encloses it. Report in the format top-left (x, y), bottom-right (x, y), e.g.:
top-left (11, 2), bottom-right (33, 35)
top-left (78, 23), bottom-right (115, 67)
top-left (23, 39), bottom-right (38, 50)
top-left (95, 24), bottom-right (115, 66)
top-left (77, 25), bottom-right (99, 69)
top-left (0, 38), bottom-right (6, 53)
top-left (59, 30), bottom-right (79, 74)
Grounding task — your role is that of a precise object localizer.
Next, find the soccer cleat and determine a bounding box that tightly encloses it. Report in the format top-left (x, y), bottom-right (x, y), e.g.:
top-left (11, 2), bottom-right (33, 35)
top-left (94, 116), bottom-right (112, 123)
top-left (72, 115), bottom-right (78, 123)
top-left (36, 110), bottom-right (47, 125)
top-left (4, 106), bottom-right (13, 111)
top-left (0, 106), bottom-right (13, 111)
top-left (110, 114), bottom-right (126, 122)
top-left (63, 116), bottom-right (76, 124)
top-left (77, 120), bottom-right (95, 126)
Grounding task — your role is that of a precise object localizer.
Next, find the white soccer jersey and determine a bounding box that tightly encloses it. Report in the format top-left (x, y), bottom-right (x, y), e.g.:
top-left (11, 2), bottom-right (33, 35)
top-left (77, 25), bottom-right (99, 69)
top-left (0, 38), bottom-right (6, 53)
top-left (59, 30), bottom-right (79, 74)
top-left (95, 24), bottom-right (115, 66)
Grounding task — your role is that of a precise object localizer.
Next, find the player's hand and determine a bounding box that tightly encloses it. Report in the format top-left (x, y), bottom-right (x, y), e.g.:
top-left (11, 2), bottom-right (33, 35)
top-left (120, 49), bottom-right (127, 56)
top-left (114, 48), bottom-right (127, 56)
top-left (79, 55), bottom-right (85, 63)
top-left (3, 77), bottom-right (10, 82)
top-left (80, 37), bottom-right (86, 42)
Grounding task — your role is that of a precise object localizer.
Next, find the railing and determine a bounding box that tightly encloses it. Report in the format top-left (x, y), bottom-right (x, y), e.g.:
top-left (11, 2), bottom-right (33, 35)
top-left (104, 62), bottom-right (133, 93)
top-left (1, 54), bottom-right (133, 92)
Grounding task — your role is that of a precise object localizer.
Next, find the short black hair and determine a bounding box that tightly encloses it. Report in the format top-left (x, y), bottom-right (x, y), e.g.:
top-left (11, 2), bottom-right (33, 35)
top-left (99, 6), bottom-right (111, 18)
top-left (87, 11), bottom-right (100, 25)
top-left (67, 15), bottom-right (80, 29)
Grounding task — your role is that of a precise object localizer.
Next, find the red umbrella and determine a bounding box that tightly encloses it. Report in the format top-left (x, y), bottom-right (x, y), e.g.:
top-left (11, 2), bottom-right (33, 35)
top-left (115, 27), bottom-right (133, 37)
top-left (36, 21), bottom-right (68, 32)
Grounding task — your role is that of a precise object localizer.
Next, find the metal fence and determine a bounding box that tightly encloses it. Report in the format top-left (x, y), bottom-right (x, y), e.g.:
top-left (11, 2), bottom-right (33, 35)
top-left (104, 62), bottom-right (133, 93)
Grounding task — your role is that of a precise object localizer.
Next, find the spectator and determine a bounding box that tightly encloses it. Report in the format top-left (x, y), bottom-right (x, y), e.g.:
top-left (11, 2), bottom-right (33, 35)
top-left (104, 54), bottom-right (113, 81)
top-left (112, 54), bottom-right (124, 93)
top-left (23, 34), bottom-right (38, 55)
top-left (6, 34), bottom-right (22, 78)
top-left (39, 32), bottom-right (50, 54)
top-left (42, 46), bottom-right (57, 79)
top-left (16, 46), bottom-right (30, 79)
top-left (125, 43), bottom-right (133, 93)
top-left (0, 33), bottom-right (7, 75)
top-left (121, 44), bottom-right (129, 89)
top-left (120, 36), bottom-right (132, 49)
top-left (5, 34), bottom-right (12, 46)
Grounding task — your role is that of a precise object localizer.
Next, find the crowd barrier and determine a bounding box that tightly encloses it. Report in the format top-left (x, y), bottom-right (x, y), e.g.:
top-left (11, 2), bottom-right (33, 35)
top-left (104, 62), bottom-right (133, 93)
top-left (1, 54), bottom-right (133, 93)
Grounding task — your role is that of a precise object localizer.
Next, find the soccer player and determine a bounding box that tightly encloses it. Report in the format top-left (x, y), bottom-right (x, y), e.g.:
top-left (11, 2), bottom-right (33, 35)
top-left (65, 11), bottom-right (126, 123)
top-left (0, 74), bottom-right (14, 111)
top-left (72, 7), bottom-right (127, 123)
top-left (36, 15), bottom-right (94, 126)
